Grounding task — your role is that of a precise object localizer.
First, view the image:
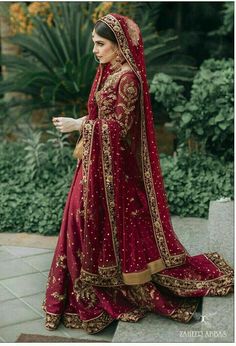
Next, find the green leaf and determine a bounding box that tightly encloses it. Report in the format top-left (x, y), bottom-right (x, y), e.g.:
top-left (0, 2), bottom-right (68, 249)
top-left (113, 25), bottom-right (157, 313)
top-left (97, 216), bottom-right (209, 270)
top-left (182, 113), bottom-right (192, 124)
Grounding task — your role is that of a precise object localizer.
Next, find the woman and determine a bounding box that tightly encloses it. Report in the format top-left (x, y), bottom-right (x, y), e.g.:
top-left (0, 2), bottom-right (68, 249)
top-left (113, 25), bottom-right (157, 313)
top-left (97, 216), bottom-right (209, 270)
top-left (42, 13), bottom-right (234, 334)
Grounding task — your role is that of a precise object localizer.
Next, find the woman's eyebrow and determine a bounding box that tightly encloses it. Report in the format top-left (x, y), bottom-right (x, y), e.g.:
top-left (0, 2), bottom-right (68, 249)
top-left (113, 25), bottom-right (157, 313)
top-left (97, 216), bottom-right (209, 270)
top-left (91, 35), bottom-right (104, 43)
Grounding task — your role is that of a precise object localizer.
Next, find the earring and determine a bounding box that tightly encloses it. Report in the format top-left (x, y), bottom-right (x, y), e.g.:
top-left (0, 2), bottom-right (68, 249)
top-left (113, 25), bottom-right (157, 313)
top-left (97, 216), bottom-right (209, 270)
top-left (116, 53), bottom-right (126, 65)
top-left (111, 53), bottom-right (126, 72)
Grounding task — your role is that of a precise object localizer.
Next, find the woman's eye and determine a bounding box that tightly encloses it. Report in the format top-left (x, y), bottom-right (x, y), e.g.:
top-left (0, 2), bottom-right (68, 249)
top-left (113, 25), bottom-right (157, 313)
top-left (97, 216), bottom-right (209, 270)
top-left (98, 43), bottom-right (104, 46)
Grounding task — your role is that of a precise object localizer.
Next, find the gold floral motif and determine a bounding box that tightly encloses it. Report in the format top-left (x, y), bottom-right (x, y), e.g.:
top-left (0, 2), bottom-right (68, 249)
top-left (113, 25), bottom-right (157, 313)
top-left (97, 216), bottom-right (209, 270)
top-left (73, 279), bottom-right (98, 308)
top-left (118, 308), bottom-right (146, 322)
top-left (123, 284), bottom-right (155, 311)
top-left (56, 254), bottom-right (67, 269)
top-left (51, 291), bottom-right (66, 301)
top-left (45, 312), bottom-right (61, 330)
top-left (116, 75), bottom-right (139, 136)
top-left (62, 313), bottom-right (83, 329)
top-left (169, 298), bottom-right (199, 323)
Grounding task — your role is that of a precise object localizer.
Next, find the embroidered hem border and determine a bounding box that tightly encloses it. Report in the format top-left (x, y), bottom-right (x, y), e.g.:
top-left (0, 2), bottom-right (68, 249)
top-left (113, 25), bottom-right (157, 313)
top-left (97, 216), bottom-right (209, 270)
top-left (42, 305), bottom-right (114, 334)
top-left (168, 298), bottom-right (199, 323)
top-left (42, 298), bottom-right (199, 332)
top-left (79, 257), bottom-right (167, 286)
top-left (152, 252), bottom-right (234, 296)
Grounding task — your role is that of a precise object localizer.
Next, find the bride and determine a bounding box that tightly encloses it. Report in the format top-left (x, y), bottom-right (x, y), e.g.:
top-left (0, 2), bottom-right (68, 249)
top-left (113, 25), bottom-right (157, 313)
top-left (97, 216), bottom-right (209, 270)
top-left (42, 13), bottom-right (234, 334)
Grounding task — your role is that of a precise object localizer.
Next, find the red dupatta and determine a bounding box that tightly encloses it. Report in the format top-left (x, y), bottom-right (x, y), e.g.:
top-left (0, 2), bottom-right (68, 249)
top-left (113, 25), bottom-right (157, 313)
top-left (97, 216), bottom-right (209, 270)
top-left (80, 13), bottom-right (190, 286)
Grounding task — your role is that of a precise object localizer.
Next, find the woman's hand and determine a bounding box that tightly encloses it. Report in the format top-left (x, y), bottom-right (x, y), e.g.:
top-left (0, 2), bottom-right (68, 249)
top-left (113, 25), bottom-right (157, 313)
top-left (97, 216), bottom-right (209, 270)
top-left (52, 116), bottom-right (84, 133)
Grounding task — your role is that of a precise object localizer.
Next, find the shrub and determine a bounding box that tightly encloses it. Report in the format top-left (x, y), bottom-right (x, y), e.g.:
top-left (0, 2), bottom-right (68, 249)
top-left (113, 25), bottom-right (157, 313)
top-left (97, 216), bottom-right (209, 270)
top-left (160, 149), bottom-right (233, 218)
top-left (151, 58), bottom-right (234, 160)
top-left (0, 140), bottom-right (75, 235)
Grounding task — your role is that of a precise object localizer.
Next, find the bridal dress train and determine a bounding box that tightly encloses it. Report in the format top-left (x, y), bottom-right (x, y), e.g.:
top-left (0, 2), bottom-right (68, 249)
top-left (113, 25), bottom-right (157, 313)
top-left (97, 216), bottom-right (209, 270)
top-left (42, 13), bottom-right (234, 334)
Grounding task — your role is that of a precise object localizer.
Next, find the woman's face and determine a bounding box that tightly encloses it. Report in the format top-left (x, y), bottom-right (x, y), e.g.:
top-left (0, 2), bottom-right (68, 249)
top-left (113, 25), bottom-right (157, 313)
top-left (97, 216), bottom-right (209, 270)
top-left (92, 29), bottom-right (118, 64)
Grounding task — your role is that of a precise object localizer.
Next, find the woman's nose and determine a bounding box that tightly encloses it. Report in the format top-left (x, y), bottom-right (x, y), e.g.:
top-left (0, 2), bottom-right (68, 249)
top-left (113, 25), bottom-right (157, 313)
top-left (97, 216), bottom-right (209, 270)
top-left (93, 46), bottom-right (98, 54)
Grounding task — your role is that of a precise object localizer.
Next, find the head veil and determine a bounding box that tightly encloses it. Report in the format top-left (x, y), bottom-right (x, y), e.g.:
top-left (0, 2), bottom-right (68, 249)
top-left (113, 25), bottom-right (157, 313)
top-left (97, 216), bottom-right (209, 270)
top-left (86, 13), bottom-right (189, 273)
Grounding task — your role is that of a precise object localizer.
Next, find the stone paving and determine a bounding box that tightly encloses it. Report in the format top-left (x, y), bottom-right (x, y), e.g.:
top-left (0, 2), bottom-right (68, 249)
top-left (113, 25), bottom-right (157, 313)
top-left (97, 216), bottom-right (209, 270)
top-left (0, 201), bottom-right (234, 343)
top-left (0, 245), bottom-right (117, 342)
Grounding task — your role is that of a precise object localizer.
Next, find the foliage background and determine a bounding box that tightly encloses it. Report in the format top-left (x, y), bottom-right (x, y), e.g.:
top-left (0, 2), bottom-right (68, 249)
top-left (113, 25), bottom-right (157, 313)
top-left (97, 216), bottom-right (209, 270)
top-left (0, 2), bottom-right (234, 235)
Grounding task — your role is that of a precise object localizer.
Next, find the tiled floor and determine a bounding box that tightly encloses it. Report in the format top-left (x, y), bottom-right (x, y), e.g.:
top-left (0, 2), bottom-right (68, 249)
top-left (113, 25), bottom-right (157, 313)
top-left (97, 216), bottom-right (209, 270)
top-left (0, 245), bottom-right (117, 342)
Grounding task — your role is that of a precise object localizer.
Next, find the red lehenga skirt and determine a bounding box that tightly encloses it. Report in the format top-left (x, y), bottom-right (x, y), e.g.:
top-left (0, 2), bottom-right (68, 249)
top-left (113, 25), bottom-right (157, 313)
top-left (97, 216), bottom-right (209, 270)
top-left (42, 158), bottom-right (234, 334)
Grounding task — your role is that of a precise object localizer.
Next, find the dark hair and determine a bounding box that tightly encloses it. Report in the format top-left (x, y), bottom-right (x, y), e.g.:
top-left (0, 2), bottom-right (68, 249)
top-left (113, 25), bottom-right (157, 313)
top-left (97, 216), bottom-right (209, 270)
top-left (94, 21), bottom-right (117, 44)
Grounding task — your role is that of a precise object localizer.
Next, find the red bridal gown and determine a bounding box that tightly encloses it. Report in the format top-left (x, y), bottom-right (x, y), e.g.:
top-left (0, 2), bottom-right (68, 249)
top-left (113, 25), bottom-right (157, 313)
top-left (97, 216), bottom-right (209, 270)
top-left (42, 68), bottom-right (234, 334)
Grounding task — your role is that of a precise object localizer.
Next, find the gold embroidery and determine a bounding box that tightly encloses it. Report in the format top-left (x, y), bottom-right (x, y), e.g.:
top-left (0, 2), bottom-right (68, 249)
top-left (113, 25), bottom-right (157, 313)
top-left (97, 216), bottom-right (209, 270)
top-left (80, 268), bottom-right (124, 286)
top-left (98, 265), bottom-right (121, 278)
top-left (152, 252), bottom-right (234, 296)
top-left (73, 279), bottom-right (98, 308)
top-left (81, 311), bottom-right (114, 334)
top-left (45, 312), bottom-right (61, 330)
top-left (169, 299), bottom-right (199, 323)
top-left (116, 74), bottom-right (139, 136)
top-left (123, 284), bottom-right (155, 311)
top-left (125, 17), bottom-right (140, 46)
top-left (62, 313), bottom-right (83, 329)
top-left (82, 121), bottom-right (95, 225)
top-left (96, 72), bottom-right (139, 138)
top-left (44, 310), bottom-right (114, 334)
top-left (118, 308), bottom-right (146, 322)
top-left (101, 121), bottom-right (121, 271)
top-left (140, 91), bottom-right (188, 267)
top-left (55, 255), bottom-right (67, 269)
top-left (51, 292), bottom-right (66, 301)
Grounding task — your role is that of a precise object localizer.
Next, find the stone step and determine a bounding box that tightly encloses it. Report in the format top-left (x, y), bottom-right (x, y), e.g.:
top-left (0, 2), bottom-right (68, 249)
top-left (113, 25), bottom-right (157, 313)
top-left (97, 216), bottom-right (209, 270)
top-left (112, 294), bottom-right (233, 343)
top-left (199, 293), bottom-right (234, 342)
top-left (208, 200), bottom-right (234, 267)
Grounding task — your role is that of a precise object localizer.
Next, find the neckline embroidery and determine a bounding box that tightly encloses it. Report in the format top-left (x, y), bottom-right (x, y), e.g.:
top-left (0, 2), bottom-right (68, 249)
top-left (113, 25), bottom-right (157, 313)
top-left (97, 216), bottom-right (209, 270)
top-left (96, 69), bottom-right (134, 95)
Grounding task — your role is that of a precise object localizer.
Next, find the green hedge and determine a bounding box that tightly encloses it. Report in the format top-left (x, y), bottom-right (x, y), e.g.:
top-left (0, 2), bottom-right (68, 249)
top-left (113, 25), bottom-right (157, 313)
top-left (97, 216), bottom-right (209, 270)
top-left (0, 141), bottom-right (75, 235)
top-left (0, 142), bottom-right (233, 235)
top-left (160, 149), bottom-right (233, 217)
